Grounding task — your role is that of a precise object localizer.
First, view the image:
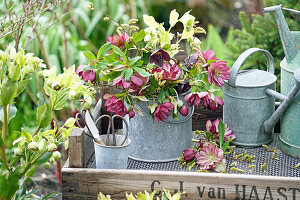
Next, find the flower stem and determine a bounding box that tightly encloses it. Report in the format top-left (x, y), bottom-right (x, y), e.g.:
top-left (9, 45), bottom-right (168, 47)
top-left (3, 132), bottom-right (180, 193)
top-left (32, 125), bottom-right (40, 137)
top-left (0, 105), bottom-right (9, 163)
top-left (20, 153), bottom-right (44, 178)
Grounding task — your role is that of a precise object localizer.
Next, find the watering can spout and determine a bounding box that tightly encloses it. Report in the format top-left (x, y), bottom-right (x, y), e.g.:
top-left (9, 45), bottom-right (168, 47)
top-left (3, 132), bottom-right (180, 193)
top-left (264, 68), bottom-right (300, 133)
top-left (264, 5), bottom-right (300, 63)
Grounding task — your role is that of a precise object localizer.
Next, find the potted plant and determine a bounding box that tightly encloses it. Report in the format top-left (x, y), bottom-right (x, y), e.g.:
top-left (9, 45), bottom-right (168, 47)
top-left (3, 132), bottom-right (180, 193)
top-left (80, 5), bottom-right (230, 162)
top-left (0, 48), bottom-right (94, 199)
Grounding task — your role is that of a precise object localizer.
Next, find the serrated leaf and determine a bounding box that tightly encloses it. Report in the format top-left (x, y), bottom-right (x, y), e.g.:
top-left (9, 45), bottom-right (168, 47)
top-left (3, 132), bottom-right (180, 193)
top-left (169, 9), bottom-right (179, 28)
top-left (133, 67), bottom-right (150, 77)
top-left (36, 103), bottom-right (52, 129)
top-left (143, 14), bottom-right (159, 28)
top-left (132, 30), bottom-right (145, 43)
top-left (124, 68), bottom-right (133, 82)
top-left (21, 128), bottom-right (32, 142)
top-left (112, 45), bottom-right (127, 61)
top-left (83, 51), bottom-right (96, 61)
top-left (97, 42), bottom-right (112, 60)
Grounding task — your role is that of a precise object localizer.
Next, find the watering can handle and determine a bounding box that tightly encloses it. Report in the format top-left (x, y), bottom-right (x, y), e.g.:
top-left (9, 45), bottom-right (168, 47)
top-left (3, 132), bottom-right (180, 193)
top-left (228, 48), bottom-right (275, 87)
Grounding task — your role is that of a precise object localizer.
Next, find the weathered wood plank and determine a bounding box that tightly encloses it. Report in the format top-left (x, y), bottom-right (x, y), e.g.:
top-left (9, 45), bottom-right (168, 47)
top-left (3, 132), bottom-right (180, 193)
top-left (62, 168), bottom-right (300, 200)
top-left (192, 105), bottom-right (223, 130)
top-left (68, 128), bottom-right (85, 168)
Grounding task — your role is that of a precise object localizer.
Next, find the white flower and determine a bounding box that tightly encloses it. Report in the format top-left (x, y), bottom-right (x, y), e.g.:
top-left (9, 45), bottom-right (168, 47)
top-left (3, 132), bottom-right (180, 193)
top-left (52, 151), bottom-right (61, 160)
top-left (47, 143), bottom-right (57, 152)
top-left (28, 142), bottom-right (38, 150)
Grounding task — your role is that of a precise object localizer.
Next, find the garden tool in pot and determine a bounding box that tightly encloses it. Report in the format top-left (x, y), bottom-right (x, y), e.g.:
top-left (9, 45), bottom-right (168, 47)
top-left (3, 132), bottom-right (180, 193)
top-left (223, 48), bottom-right (300, 147)
top-left (264, 5), bottom-right (300, 157)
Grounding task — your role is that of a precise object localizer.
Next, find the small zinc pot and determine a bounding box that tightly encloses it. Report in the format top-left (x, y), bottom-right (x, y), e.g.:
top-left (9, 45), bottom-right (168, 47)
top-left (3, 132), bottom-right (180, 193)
top-left (125, 91), bottom-right (194, 162)
top-left (94, 135), bottom-right (131, 169)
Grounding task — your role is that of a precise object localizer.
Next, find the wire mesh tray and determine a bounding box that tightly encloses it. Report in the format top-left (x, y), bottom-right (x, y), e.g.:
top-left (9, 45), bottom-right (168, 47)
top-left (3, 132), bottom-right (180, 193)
top-left (86, 133), bottom-right (300, 177)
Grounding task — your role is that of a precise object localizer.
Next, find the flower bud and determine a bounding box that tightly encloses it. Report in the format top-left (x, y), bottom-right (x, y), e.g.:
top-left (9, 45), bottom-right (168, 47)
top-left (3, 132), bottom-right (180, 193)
top-left (52, 81), bottom-right (61, 91)
top-left (128, 110), bottom-right (135, 119)
top-left (179, 105), bottom-right (188, 116)
top-left (14, 148), bottom-right (23, 156)
top-left (183, 148), bottom-right (195, 162)
top-left (104, 16), bottom-right (110, 21)
top-left (44, 162), bottom-right (50, 169)
top-left (48, 143), bottom-right (57, 152)
top-left (38, 140), bottom-right (46, 152)
top-left (52, 151), bottom-right (61, 160)
top-left (28, 142), bottom-right (39, 150)
top-left (49, 157), bottom-right (55, 164)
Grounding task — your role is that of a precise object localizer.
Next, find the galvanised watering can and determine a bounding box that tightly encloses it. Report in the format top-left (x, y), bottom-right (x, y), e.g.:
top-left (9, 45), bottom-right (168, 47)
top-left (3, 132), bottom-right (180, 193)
top-left (264, 5), bottom-right (300, 157)
top-left (223, 48), bottom-right (300, 147)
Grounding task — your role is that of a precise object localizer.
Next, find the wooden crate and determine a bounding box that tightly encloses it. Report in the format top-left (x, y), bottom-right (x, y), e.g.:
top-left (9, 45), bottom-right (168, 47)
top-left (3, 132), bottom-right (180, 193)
top-left (62, 105), bottom-right (298, 200)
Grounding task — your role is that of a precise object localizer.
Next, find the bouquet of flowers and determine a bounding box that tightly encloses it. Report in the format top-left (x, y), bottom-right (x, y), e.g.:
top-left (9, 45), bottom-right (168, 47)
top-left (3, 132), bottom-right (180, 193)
top-left (80, 5), bottom-right (230, 122)
top-left (179, 118), bottom-right (236, 172)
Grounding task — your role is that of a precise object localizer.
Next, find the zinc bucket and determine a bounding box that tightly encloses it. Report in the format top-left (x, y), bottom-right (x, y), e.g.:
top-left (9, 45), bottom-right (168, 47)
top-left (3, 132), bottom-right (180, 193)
top-left (94, 135), bottom-right (131, 169)
top-left (125, 94), bottom-right (194, 162)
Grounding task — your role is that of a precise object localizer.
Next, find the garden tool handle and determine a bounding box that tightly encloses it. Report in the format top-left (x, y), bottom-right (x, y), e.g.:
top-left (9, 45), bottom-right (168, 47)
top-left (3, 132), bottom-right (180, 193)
top-left (228, 48), bottom-right (275, 88)
top-left (95, 115), bottom-right (112, 146)
top-left (263, 4), bottom-right (282, 13)
top-left (264, 68), bottom-right (300, 133)
top-left (111, 115), bottom-right (129, 146)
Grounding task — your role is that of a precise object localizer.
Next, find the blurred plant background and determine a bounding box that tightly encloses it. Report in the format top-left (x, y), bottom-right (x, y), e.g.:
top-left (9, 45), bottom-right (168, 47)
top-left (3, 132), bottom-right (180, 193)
top-left (0, 0), bottom-right (299, 197)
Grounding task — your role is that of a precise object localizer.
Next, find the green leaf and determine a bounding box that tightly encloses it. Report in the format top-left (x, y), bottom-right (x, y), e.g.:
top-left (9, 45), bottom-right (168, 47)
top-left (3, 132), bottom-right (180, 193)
top-left (218, 119), bottom-right (226, 148)
top-left (0, 79), bottom-right (18, 106)
top-left (97, 42), bottom-right (112, 60)
top-left (112, 45), bottom-right (127, 61)
top-left (17, 79), bottom-right (29, 96)
top-left (143, 14), bottom-right (159, 28)
top-left (124, 68), bottom-right (133, 82)
top-left (21, 128), bottom-right (32, 142)
top-left (33, 152), bottom-right (53, 166)
top-left (26, 166), bottom-right (38, 178)
top-left (42, 192), bottom-right (61, 200)
top-left (158, 90), bottom-right (166, 103)
top-left (83, 51), bottom-right (96, 61)
top-left (169, 9), bottom-right (179, 28)
top-left (0, 134), bottom-right (3, 147)
top-left (132, 30), bottom-right (145, 43)
top-left (0, 158), bottom-right (9, 170)
top-left (129, 56), bottom-right (142, 66)
top-left (132, 95), bottom-right (149, 101)
top-left (0, 104), bottom-right (17, 124)
top-left (36, 103), bottom-right (52, 129)
top-left (6, 171), bottom-right (20, 200)
top-left (133, 67), bottom-right (150, 77)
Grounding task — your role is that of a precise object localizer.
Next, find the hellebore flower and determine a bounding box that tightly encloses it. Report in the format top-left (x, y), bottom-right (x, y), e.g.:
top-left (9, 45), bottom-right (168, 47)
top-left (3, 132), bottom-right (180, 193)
top-left (183, 148), bottom-right (195, 162)
top-left (153, 102), bottom-right (174, 122)
top-left (104, 95), bottom-right (128, 117)
top-left (208, 95), bottom-right (224, 111)
top-left (184, 92), bottom-right (210, 107)
top-left (195, 142), bottom-right (226, 172)
top-left (206, 118), bottom-right (236, 142)
top-left (128, 110), bottom-right (135, 118)
top-left (161, 62), bottom-right (181, 81)
top-left (179, 105), bottom-right (189, 116)
top-left (129, 73), bottom-right (150, 95)
top-left (196, 49), bottom-right (218, 63)
top-left (106, 32), bottom-right (129, 49)
top-left (76, 65), bottom-right (96, 83)
top-left (149, 49), bottom-right (170, 67)
top-left (207, 61), bottom-right (230, 87)
top-left (113, 76), bottom-right (130, 89)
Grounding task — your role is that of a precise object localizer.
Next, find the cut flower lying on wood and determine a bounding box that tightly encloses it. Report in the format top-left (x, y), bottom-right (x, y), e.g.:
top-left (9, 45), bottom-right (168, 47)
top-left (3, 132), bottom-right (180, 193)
top-left (81, 7), bottom-right (230, 122)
